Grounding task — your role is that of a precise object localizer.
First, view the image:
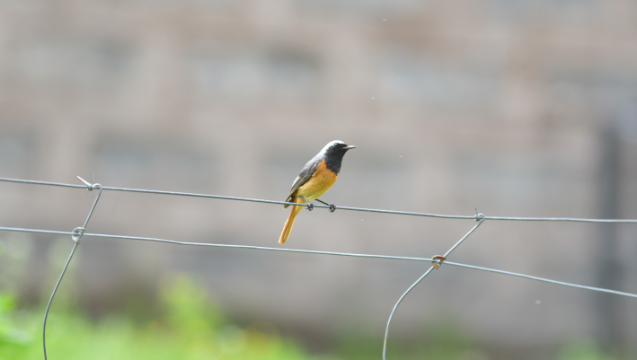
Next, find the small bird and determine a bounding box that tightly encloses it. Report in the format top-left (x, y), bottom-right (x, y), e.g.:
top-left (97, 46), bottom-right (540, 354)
top-left (279, 140), bottom-right (356, 244)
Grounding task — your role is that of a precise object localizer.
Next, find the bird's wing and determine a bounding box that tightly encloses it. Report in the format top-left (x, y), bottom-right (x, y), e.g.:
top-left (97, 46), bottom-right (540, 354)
top-left (283, 158), bottom-right (320, 206)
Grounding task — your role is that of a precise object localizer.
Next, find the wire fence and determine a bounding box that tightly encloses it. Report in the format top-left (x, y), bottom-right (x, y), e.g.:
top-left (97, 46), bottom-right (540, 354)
top-left (0, 176), bottom-right (636, 360)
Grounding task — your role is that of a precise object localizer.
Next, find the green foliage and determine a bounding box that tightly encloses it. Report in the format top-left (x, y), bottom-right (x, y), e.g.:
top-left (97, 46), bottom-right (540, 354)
top-left (335, 320), bottom-right (487, 360)
top-left (0, 274), bottom-right (310, 360)
top-left (557, 341), bottom-right (619, 360)
top-left (0, 274), bottom-right (632, 360)
top-left (0, 294), bottom-right (31, 346)
top-left (0, 293), bottom-right (33, 360)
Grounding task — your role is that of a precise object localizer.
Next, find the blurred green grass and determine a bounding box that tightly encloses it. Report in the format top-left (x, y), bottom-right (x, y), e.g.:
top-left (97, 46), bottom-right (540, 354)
top-left (0, 274), bottom-right (309, 360)
top-left (0, 273), bottom-right (629, 360)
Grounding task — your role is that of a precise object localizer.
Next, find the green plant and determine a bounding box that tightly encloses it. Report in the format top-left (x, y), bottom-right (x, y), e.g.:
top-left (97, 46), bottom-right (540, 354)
top-left (0, 273), bottom-right (311, 360)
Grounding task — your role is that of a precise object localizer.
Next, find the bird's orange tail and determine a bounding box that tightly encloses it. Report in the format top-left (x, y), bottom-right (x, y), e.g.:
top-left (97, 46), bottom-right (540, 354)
top-left (279, 198), bottom-right (305, 244)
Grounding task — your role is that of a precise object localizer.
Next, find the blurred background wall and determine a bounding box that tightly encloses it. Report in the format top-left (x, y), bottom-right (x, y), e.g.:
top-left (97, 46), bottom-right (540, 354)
top-left (1, 0), bottom-right (637, 357)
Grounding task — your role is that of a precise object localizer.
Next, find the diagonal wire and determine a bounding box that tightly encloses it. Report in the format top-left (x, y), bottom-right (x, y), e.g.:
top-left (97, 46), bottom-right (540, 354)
top-left (3, 177), bottom-right (637, 223)
top-left (383, 216), bottom-right (485, 360)
top-left (443, 261), bottom-right (637, 298)
top-left (43, 180), bottom-right (103, 360)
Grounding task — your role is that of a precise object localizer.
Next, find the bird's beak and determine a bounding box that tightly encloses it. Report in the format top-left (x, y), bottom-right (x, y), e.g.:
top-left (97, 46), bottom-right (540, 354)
top-left (343, 145), bottom-right (356, 150)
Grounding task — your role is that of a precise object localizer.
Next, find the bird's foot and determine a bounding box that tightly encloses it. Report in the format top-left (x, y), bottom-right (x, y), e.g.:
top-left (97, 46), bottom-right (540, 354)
top-left (316, 199), bottom-right (336, 212)
top-left (300, 196), bottom-right (314, 211)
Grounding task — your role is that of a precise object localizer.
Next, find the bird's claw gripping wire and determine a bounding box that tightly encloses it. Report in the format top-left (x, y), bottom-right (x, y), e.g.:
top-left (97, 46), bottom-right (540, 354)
top-left (316, 199), bottom-right (336, 212)
top-left (431, 255), bottom-right (447, 270)
top-left (300, 196), bottom-right (314, 211)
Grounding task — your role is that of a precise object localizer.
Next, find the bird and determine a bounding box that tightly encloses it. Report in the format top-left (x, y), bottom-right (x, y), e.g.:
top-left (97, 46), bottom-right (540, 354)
top-left (279, 140), bottom-right (356, 244)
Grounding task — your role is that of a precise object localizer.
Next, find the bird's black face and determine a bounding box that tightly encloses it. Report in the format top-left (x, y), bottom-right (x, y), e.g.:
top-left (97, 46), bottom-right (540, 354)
top-left (321, 141), bottom-right (355, 174)
top-left (327, 141), bottom-right (356, 156)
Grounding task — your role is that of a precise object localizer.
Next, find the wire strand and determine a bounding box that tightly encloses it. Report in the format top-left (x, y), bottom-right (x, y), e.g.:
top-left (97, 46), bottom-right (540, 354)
top-left (1, 222), bottom-right (636, 359)
top-left (1, 224), bottom-right (634, 300)
top-left (443, 261), bottom-right (637, 299)
top-left (3, 223), bottom-right (634, 300)
top-left (383, 218), bottom-right (485, 360)
top-left (0, 177), bottom-right (86, 189)
top-left (42, 185), bottom-right (103, 360)
top-left (1, 176), bottom-right (637, 360)
top-left (42, 242), bottom-right (78, 360)
top-left (3, 177), bottom-right (637, 223)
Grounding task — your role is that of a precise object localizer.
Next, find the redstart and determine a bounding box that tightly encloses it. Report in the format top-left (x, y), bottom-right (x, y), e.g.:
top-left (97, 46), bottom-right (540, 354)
top-left (279, 140), bottom-right (356, 244)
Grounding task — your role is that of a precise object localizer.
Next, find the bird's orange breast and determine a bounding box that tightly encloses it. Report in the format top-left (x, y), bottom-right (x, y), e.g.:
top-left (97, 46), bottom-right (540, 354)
top-left (296, 159), bottom-right (338, 201)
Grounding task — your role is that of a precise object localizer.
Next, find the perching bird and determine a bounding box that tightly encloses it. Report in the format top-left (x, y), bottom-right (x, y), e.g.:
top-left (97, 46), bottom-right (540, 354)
top-left (279, 140), bottom-right (356, 244)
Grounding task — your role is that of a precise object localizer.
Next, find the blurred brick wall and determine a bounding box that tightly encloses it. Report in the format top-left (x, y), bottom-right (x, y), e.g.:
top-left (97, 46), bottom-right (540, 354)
top-left (1, 0), bottom-right (636, 351)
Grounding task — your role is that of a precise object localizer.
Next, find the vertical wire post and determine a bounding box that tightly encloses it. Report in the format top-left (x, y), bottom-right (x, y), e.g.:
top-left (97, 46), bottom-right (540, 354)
top-left (43, 178), bottom-right (102, 360)
top-left (382, 213), bottom-right (485, 360)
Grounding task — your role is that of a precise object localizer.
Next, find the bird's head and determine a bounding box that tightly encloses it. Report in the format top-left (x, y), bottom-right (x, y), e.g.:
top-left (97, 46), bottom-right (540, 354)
top-left (322, 140), bottom-right (356, 156)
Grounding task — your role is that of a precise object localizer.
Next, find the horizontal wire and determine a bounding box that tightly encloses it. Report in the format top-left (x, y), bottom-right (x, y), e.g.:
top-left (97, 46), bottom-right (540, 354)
top-left (2, 177), bottom-right (637, 223)
top-left (0, 225), bottom-right (433, 262)
top-left (85, 232), bottom-right (437, 262)
top-left (480, 216), bottom-right (637, 223)
top-left (4, 176), bottom-right (635, 360)
top-left (1, 225), bottom-right (636, 299)
top-left (0, 177), bottom-right (86, 189)
top-left (0, 226), bottom-right (74, 236)
top-left (102, 185), bottom-right (476, 219)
